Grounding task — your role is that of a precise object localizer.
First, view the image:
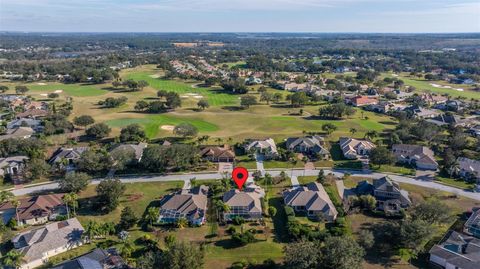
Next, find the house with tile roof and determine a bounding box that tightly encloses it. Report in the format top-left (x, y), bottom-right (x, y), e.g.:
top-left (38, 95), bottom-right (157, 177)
top-left (429, 230), bottom-right (480, 269)
top-left (0, 193), bottom-right (66, 226)
top-left (12, 218), bottom-right (84, 269)
top-left (158, 185), bottom-right (209, 226)
top-left (392, 144), bottom-right (439, 170)
top-left (16, 109), bottom-right (49, 119)
top-left (283, 182), bottom-right (338, 221)
top-left (200, 145), bottom-right (235, 162)
top-left (339, 137), bottom-right (376, 160)
top-left (346, 95), bottom-right (379, 107)
top-left (223, 183), bottom-right (265, 221)
top-left (286, 135), bottom-right (330, 159)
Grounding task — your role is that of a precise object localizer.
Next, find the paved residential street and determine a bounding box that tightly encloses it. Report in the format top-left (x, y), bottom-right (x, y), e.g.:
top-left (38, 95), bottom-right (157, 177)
top-left (11, 168), bottom-right (480, 201)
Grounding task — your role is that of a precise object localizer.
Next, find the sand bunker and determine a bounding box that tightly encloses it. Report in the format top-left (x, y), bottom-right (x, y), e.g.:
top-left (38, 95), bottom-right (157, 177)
top-left (430, 83), bottom-right (464, 91)
top-left (149, 74), bottom-right (161, 78)
top-left (180, 93), bottom-right (203, 99)
top-left (161, 125), bottom-right (175, 131)
top-left (37, 83), bottom-right (47, 85)
top-left (54, 90), bottom-right (63, 93)
top-left (40, 94), bottom-right (48, 97)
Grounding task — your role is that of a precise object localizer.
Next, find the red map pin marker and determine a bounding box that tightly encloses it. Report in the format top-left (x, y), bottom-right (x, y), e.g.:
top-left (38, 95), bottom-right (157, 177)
top-left (232, 167), bottom-right (248, 191)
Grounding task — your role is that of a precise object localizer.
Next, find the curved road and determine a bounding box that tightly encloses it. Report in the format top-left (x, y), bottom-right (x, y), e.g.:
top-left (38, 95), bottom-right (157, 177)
top-left (11, 168), bottom-right (480, 201)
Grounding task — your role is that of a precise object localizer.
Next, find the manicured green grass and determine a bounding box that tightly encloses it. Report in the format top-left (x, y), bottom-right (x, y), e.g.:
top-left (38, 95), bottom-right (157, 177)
top-left (106, 114), bottom-right (219, 138)
top-left (297, 176), bottom-right (317, 185)
top-left (125, 70), bottom-right (239, 107)
top-left (77, 181), bottom-right (182, 224)
top-left (435, 176), bottom-right (475, 190)
top-left (205, 240), bottom-right (284, 267)
top-left (263, 160), bottom-right (305, 169)
top-left (381, 73), bottom-right (480, 99)
top-left (26, 83), bottom-right (108, 97)
top-left (372, 165), bottom-right (415, 176)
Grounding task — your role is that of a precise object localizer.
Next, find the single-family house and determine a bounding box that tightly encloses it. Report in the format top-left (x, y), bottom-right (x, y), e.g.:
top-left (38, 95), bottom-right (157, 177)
top-left (0, 156), bottom-right (29, 177)
top-left (0, 127), bottom-right (35, 141)
top-left (426, 113), bottom-right (471, 127)
top-left (16, 109), bottom-right (49, 119)
top-left (421, 93), bottom-right (448, 105)
top-left (158, 185), bottom-right (209, 226)
top-left (283, 182), bottom-right (338, 221)
top-left (223, 183), bottom-right (265, 221)
top-left (392, 144), bottom-right (439, 170)
top-left (346, 95), bottom-right (379, 107)
top-left (404, 106), bottom-right (440, 119)
top-left (429, 231), bottom-right (480, 269)
top-left (0, 194), bottom-right (66, 226)
top-left (51, 248), bottom-right (128, 269)
top-left (339, 137), bottom-right (376, 160)
top-left (200, 145), bottom-right (235, 162)
top-left (464, 208), bottom-right (480, 238)
top-left (109, 143), bottom-right (147, 162)
top-left (12, 218), bottom-right (84, 269)
top-left (245, 138), bottom-right (278, 159)
top-left (457, 157), bottom-right (480, 182)
top-left (372, 176), bottom-right (411, 212)
top-left (285, 135), bottom-right (329, 159)
top-left (49, 147), bottom-right (88, 169)
top-left (7, 118), bottom-right (42, 131)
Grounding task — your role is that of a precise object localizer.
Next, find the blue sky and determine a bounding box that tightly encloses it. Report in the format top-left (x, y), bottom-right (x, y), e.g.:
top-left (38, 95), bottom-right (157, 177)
top-left (1, 0), bottom-right (479, 32)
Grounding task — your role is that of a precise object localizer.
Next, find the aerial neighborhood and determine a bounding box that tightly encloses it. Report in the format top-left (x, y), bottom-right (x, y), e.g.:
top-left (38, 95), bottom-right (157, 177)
top-left (0, 32), bottom-right (479, 269)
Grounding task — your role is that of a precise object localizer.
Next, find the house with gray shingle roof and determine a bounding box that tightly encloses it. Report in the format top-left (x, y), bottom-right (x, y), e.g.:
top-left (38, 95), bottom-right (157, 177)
top-left (0, 155), bottom-right (29, 177)
top-left (158, 185), bottom-right (209, 226)
top-left (12, 218), bottom-right (84, 269)
top-left (51, 248), bottom-right (127, 269)
top-left (457, 157), bottom-right (480, 182)
top-left (286, 135), bottom-right (330, 159)
top-left (339, 137), bottom-right (376, 160)
top-left (429, 231), bottom-right (480, 269)
top-left (245, 138), bottom-right (278, 159)
top-left (373, 176), bottom-right (411, 213)
top-left (392, 144), bottom-right (438, 170)
top-left (110, 142), bottom-right (147, 162)
top-left (283, 182), bottom-right (338, 221)
top-left (49, 147), bottom-right (88, 171)
top-left (0, 127), bottom-right (35, 141)
top-left (223, 183), bottom-right (265, 221)
top-left (7, 118), bottom-right (42, 131)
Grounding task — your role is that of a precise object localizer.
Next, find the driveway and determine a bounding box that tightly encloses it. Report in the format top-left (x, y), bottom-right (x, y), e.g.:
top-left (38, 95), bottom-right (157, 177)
top-left (255, 153), bottom-right (265, 176)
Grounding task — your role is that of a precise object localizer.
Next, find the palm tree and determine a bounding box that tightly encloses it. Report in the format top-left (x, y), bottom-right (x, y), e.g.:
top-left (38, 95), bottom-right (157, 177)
top-left (3, 250), bottom-right (25, 269)
top-left (175, 217), bottom-right (189, 229)
top-left (12, 199), bottom-right (21, 226)
top-left (63, 193), bottom-right (72, 219)
top-left (84, 221), bottom-right (99, 243)
top-left (145, 207), bottom-right (159, 226)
